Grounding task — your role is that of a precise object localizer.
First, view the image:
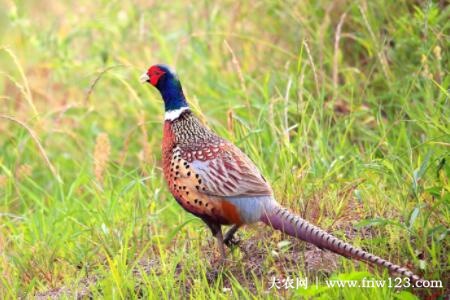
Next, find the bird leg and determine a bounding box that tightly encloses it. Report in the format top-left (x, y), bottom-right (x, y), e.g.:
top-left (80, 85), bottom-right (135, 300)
top-left (205, 221), bottom-right (227, 260)
top-left (223, 224), bottom-right (241, 248)
top-left (214, 229), bottom-right (227, 260)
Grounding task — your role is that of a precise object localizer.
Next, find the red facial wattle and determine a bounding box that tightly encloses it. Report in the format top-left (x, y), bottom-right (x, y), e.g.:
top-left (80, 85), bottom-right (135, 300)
top-left (148, 66), bottom-right (166, 86)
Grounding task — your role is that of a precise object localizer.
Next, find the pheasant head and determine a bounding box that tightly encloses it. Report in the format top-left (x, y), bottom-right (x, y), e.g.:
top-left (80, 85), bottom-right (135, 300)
top-left (140, 64), bottom-right (188, 116)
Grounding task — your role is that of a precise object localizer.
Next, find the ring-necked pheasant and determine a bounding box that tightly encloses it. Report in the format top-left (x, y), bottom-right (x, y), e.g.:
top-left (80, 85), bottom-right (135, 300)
top-left (140, 64), bottom-right (422, 283)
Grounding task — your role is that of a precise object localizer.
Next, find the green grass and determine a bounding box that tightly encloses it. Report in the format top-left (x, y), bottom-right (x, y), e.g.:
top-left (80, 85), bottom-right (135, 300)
top-left (0, 0), bottom-right (449, 299)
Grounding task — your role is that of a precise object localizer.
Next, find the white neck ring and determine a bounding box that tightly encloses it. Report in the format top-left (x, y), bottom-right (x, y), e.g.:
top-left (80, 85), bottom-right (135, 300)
top-left (164, 106), bottom-right (189, 121)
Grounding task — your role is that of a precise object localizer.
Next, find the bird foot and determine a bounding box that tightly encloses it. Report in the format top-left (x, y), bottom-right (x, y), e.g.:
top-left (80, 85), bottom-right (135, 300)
top-left (224, 235), bottom-right (241, 248)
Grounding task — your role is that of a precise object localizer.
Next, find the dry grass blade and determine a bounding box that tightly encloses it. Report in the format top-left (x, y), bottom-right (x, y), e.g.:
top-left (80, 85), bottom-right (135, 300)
top-left (138, 113), bottom-right (152, 171)
top-left (0, 175), bottom-right (7, 188)
top-left (94, 132), bottom-right (111, 183)
top-left (0, 47), bottom-right (39, 118)
top-left (0, 114), bottom-right (60, 182)
top-left (224, 40), bottom-right (247, 94)
top-left (284, 76), bottom-right (292, 143)
top-left (303, 40), bottom-right (320, 97)
top-left (224, 39), bottom-right (250, 111)
top-left (227, 108), bottom-right (234, 136)
top-left (333, 12), bottom-right (347, 99)
top-left (359, 4), bottom-right (392, 80)
top-left (191, 32), bottom-right (297, 59)
top-left (84, 65), bottom-right (124, 105)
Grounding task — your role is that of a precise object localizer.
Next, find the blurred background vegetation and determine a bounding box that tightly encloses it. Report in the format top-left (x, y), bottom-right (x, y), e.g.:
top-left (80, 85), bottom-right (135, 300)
top-left (0, 0), bottom-right (448, 298)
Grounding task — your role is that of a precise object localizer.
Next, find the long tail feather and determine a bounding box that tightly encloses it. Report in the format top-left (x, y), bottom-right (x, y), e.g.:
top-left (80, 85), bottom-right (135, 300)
top-left (261, 206), bottom-right (422, 283)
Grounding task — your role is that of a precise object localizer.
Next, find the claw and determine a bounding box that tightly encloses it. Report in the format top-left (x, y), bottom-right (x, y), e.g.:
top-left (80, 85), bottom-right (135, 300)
top-left (224, 235), bottom-right (241, 248)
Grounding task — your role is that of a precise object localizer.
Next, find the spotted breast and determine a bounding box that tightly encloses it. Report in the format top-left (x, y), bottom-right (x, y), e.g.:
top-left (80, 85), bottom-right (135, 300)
top-left (162, 111), bottom-right (250, 225)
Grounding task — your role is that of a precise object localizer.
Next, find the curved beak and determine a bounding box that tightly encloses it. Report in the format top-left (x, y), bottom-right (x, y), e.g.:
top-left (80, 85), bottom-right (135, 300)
top-left (140, 73), bottom-right (150, 83)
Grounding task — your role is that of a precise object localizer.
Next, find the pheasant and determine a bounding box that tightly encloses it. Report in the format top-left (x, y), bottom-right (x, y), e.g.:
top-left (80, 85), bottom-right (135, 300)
top-left (140, 64), bottom-right (422, 283)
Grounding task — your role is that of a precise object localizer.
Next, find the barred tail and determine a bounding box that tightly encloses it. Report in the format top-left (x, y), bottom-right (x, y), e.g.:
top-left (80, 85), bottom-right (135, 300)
top-left (261, 206), bottom-right (422, 283)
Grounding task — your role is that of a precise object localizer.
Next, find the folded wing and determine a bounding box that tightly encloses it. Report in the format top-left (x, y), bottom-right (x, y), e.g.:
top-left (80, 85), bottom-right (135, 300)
top-left (182, 142), bottom-right (272, 198)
